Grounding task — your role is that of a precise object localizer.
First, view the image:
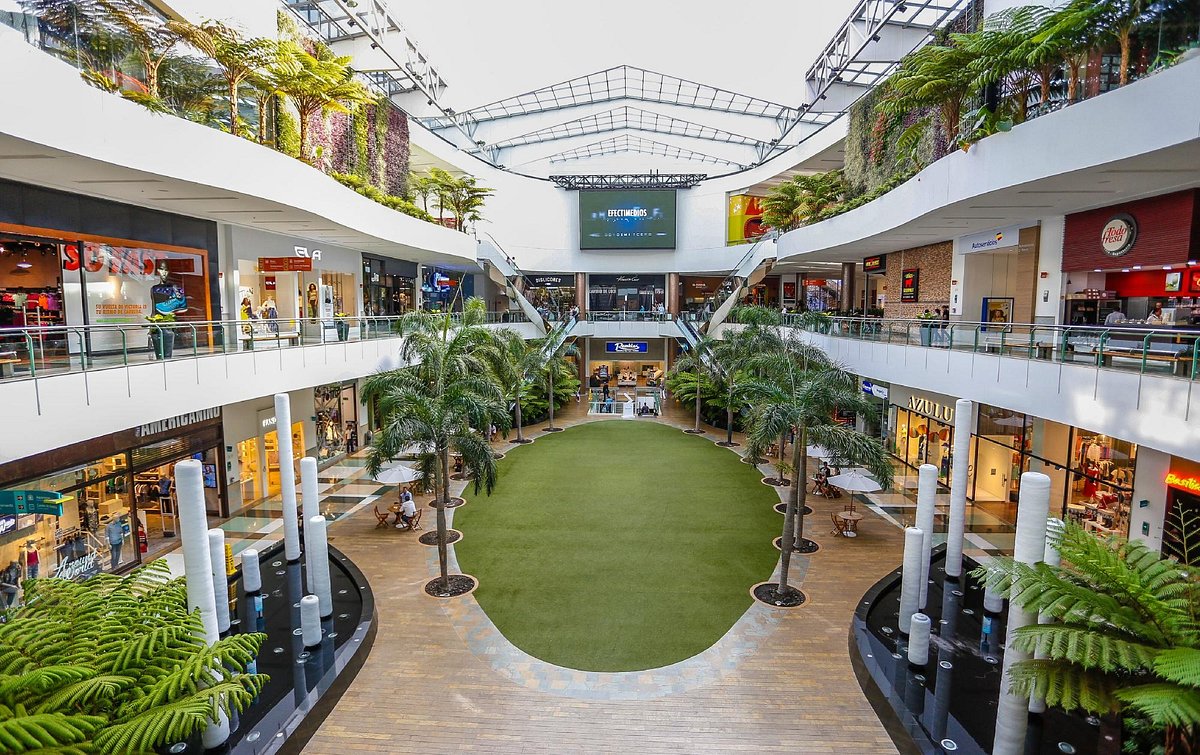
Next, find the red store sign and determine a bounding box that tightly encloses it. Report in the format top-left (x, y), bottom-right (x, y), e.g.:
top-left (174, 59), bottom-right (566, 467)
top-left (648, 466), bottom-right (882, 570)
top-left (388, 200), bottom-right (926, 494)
top-left (1063, 189), bottom-right (1199, 271)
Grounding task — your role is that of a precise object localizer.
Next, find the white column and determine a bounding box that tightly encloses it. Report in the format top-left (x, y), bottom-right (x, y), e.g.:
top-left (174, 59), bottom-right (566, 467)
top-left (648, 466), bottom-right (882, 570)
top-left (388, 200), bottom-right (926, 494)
top-left (300, 456), bottom-right (319, 587)
top-left (944, 399), bottom-right (974, 579)
top-left (994, 472), bottom-right (1051, 755)
top-left (916, 463), bottom-right (938, 607)
top-left (174, 459), bottom-right (229, 748)
top-left (899, 526), bottom-right (924, 635)
top-left (1029, 517), bottom-right (1065, 714)
top-left (241, 549), bottom-right (261, 594)
top-left (207, 529), bottom-right (230, 635)
top-left (308, 515), bottom-right (333, 618)
top-left (908, 613), bottom-right (931, 667)
top-left (275, 393), bottom-right (301, 562)
top-left (300, 594), bottom-right (322, 648)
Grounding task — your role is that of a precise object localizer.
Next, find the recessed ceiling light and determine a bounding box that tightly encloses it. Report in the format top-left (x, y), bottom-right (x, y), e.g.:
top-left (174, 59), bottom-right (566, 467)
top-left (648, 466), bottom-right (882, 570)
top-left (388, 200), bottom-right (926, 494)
top-left (1132, 265), bottom-right (1142, 270)
top-left (1164, 265), bottom-right (1173, 270)
top-left (16, 259), bottom-right (32, 269)
top-left (1190, 261), bottom-right (1199, 266)
top-left (1121, 268), bottom-right (1130, 273)
top-left (1093, 269), bottom-right (1102, 272)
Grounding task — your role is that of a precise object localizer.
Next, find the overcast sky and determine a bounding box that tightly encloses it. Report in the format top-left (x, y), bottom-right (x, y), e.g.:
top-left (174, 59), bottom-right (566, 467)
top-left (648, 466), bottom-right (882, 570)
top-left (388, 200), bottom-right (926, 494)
top-left (398, 1), bottom-right (858, 110)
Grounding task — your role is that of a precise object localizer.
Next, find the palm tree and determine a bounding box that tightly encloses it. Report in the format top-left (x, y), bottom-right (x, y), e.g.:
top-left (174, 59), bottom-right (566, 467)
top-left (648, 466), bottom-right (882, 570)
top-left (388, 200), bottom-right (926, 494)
top-left (761, 171), bottom-right (845, 231)
top-left (744, 346), bottom-right (893, 600)
top-left (878, 42), bottom-right (981, 147)
top-left (170, 20), bottom-right (278, 137)
top-left (1029, 0), bottom-right (1104, 103)
top-left (671, 333), bottom-right (719, 434)
top-left (975, 522), bottom-right (1200, 753)
top-left (268, 41), bottom-right (373, 164)
top-left (409, 170), bottom-right (439, 214)
top-left (428, 167), bottom-right (494, 232)
top-left (363, 297), bottom-right (510, 594)
top-left (487, 328), bottom-right (543, 443)
top-left (962, 6), bottom-right (1053, 120)
top-left (156, 54), bottom-right (223, 125)
top-left (90, 0), bottom-right (182, 99)
top-left (541, 336), bottom-right (579, 431)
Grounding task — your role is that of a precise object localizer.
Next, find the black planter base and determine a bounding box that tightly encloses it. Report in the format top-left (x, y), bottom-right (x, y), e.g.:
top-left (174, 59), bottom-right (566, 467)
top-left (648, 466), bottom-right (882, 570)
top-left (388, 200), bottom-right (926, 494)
top-left (752, 582), bottom-right (806, 608)
top-left (418, 529), bottom-right (461, 546)
top-left (773, 536), bottom-right (820, 554)
top-left (424, 574), bottom-right (476, 598)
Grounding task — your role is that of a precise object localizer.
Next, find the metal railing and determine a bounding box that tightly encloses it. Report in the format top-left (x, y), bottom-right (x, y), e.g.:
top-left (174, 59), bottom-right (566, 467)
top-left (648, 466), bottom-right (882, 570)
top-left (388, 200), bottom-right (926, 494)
top-left (779, 315), bottom-right (1200, 381)
top-left (0, 311), bottom-right (531, 385)
top-left (585, 311), bottom-right (674, 322)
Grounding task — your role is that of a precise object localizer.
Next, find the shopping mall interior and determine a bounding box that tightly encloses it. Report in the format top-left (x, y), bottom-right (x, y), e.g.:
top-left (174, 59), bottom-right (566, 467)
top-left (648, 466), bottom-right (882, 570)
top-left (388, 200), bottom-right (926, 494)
top-left (1, 0), bottom-right (1199, 752)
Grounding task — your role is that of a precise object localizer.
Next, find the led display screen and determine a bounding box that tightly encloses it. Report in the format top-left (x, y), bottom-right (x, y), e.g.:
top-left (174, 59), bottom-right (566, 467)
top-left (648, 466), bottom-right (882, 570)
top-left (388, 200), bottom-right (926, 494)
top-left (579, 190), bottom-right (677, 249)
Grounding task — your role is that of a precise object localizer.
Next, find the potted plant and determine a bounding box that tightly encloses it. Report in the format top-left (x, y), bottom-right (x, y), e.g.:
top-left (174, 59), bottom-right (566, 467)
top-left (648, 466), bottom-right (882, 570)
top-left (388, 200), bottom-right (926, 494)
top-left (146, 312), bottom-right (176, 359)
top-left (334, 312), bottom-right (349, 341)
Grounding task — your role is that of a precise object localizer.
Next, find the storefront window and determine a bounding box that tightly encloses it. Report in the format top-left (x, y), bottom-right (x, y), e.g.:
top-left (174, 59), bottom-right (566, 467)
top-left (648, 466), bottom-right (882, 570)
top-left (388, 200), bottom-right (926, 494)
top-left (315, 382), bottom-right (358, 462)
top-left (588, 275), bottom-right (665, 313)
top-left (363, 255), bottom-right (417, 316)
top-left (804, 279), bottom-right (841, 312)
top-left (889, 407), bottom-right (954, 484)
top-left (1066, 430), bottom-right (1136, 538)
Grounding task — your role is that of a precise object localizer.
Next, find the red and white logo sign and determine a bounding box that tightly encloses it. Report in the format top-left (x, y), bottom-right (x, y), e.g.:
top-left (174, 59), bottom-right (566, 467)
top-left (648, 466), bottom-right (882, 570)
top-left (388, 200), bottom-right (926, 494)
top-left (1100, 214), bottom-right (1137, 256)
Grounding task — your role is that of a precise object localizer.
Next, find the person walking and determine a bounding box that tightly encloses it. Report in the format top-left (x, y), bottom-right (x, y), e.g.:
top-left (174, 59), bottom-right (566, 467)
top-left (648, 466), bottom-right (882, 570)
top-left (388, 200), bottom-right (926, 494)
top-left (105, 518), bottom-right (125, 571)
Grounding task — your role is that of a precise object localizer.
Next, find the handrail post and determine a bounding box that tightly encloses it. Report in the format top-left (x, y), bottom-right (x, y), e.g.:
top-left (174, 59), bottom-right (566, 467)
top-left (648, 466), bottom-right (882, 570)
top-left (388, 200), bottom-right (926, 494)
top-left (973, 326), bottom-right (980, 353)
top-left (1028, 326), bottom-right (1037, 359)
top-left (1097, 329), bottom-right (1110, 367)
top-left (947, 324), bottom-right (955, 351)
top-left (23, 330), bottom-right (36, 378)
top-left (1142, 331), bottom-right (1153, 375)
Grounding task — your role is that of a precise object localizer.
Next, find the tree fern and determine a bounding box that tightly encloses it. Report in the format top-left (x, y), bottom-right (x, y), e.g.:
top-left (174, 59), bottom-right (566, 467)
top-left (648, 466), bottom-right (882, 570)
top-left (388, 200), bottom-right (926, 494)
top-left (975, 521), bottom-right (1200, 745)
top-left (0, 560), bottom-right (269, 752)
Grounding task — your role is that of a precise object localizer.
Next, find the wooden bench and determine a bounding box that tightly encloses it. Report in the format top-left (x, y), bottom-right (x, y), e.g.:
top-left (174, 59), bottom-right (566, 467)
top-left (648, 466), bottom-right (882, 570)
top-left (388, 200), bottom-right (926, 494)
top-left (1100, 347), bottom-right (1193, 376)
top-left (237, 330), bottom-right (302, 348)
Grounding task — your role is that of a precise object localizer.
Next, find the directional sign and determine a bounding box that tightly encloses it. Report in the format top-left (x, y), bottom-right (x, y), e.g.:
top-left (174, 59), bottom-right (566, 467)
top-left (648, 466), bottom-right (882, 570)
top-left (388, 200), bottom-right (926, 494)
top-left (0, 490), bottom-right (71, 517)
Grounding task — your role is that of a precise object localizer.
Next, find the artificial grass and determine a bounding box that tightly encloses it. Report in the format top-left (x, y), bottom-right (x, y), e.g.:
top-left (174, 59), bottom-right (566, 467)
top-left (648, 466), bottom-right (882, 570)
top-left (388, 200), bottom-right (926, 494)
top-left (455, 421), bottom-right (781, 672)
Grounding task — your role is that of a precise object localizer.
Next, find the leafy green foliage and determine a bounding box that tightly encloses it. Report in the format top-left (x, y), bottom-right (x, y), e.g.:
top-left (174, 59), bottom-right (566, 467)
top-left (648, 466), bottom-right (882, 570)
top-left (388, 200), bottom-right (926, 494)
top-left (330, 172), bottom-right (434, 222)
top-left (974, 523), bottom-right (1200, 739)
top-left (0, 560), bottom-right (267, 753)
top-left (761, 171), bottom-right (846, 232)
top-left (518, 361), bottom-right (580, 426)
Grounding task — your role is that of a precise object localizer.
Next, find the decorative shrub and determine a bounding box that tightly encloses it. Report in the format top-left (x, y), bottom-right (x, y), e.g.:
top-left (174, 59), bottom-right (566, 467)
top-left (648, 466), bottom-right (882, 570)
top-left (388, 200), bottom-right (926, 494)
top-left (330, 172), bottom-right (434, 222)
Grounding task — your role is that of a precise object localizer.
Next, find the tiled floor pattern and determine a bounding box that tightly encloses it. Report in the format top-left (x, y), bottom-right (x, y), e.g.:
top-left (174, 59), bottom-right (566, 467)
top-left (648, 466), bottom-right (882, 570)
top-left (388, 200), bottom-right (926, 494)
top-left (304, 401), bottom-right (903, 753)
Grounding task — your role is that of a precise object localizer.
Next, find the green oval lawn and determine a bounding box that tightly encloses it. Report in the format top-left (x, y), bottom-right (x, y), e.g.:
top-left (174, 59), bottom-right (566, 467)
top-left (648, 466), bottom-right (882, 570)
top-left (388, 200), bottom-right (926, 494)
top-left (455, 421), bottom-right (781, 672)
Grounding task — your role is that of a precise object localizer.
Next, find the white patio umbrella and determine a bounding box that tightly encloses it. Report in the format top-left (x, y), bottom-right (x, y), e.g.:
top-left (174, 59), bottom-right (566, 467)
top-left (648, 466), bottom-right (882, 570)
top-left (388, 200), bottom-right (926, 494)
top-left (805, 445), bottom-right (832, 459)
top-left (373, 464), bottom-right (423, 485)
top-left (825, 468), bottom-right (883, 512)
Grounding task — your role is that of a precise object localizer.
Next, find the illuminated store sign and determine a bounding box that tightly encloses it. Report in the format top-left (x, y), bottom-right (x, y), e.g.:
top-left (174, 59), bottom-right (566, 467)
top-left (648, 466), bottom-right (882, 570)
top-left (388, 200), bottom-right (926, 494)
top-left (1165, 472), bottom-right (1200, 492)
top-left (908, 395), bottom-right (954, 423)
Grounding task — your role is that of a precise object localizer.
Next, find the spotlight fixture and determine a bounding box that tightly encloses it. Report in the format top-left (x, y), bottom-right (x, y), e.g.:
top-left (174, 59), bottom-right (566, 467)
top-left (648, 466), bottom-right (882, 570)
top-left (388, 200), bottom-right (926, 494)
top-left (1163, 265), bottom-right (1173, 270)
top-left (1189, 261), bottom-right (1199, 266)
top-left (1093, 268), bottom-right (1102, 273)
top-left (1132, 265), bottom-right (1142, 270)
top-left (871, 33), bottom-right (882, 42)
top-left (16, 255), bottom-right (32, 269)
top-left (370, 42), bottom-right (379, 49)
top-left (897, 2), bottom-right (908, 11)
top-left (1121, 268), bottom-right (1130, 273)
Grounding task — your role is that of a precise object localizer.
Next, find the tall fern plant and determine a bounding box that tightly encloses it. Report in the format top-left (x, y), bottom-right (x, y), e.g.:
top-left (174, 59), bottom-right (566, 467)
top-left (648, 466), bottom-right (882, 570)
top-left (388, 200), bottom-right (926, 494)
top-left (0, 560), bottom-right (267, 753)
top-left (976, 523), bottom-right (1200, 754)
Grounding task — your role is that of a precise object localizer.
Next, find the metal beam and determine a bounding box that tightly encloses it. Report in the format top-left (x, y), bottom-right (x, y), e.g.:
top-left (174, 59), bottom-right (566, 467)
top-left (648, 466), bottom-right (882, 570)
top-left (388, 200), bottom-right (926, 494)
top-left (549, 173), bottom-right (709, 190)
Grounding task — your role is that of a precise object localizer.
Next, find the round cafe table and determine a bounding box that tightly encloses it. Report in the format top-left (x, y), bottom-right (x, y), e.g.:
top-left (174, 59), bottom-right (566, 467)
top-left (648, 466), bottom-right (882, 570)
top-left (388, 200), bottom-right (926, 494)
top-left (833, 510), bottom-right (864, 537)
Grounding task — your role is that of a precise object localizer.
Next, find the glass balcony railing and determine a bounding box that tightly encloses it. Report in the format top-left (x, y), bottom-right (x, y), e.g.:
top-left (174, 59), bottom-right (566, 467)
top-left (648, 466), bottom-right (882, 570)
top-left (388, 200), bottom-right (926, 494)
top-left (778, 315), bottom-right (1200, 381)
top-left (585, 311), bottom-right (674, 322)
top-left (0, 312), bottom-right (529, 385)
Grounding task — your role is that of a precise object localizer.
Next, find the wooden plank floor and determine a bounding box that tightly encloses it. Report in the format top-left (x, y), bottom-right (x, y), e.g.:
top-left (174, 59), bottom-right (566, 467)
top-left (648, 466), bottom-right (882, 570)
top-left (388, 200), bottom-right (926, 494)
top-left (306, 401), bottom-right (902, 754)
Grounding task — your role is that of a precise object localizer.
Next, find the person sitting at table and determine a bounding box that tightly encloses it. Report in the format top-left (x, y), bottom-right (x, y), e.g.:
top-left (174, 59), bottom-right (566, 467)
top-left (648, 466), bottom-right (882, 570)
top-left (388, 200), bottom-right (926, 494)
top-left (397, 496), bottom-right (418, 529)
top-left (401, 486), bottom-right (413, 504)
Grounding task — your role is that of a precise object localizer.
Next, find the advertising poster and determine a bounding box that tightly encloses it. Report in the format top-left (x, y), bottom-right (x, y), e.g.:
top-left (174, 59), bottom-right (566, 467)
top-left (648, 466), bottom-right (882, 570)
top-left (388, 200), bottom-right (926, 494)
top-left (901, 269), bottom-right (920, 303)
top-left (727, 194), bottom-right (767, 245)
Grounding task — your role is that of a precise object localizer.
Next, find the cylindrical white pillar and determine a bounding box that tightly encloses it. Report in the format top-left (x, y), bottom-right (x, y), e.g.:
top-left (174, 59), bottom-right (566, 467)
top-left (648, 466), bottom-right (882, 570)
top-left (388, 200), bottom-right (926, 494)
top-left (983, 587), bottom-right (1005, 615)
top-left (916, 463), bottom-right (938, 607)
top-left (1030, 517), bottom-right (1065, 714)
top-left (177, 461), bottom-right (218, 642)
top-left (908, 612), bottom-right (931, 667)
top-left (174, 460), bottom-right (229, 748)
top-left (994, 472), bottom-right (1051, 755)
top-left (300, 457), bottom-right (319, 587)
top-left (899, 526), bottom-right (924, 635)
top-left (308, 515), bottom-right (333, 618)
top-left (944, 399), bottom-right (974, 578)
top-left (207, 529), bottom-right (230, 635)
top-left (300, 594), bottom-right (322, 648)
top-left (241, 548), bottom-right (261, 594)
top-left (275, 393), bottom-right (301, 562)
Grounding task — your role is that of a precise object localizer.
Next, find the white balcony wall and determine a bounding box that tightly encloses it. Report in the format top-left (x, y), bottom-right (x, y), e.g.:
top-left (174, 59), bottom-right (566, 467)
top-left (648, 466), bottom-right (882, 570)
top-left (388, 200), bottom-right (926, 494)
top-left (0, 337), bottom-right (409, 465)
